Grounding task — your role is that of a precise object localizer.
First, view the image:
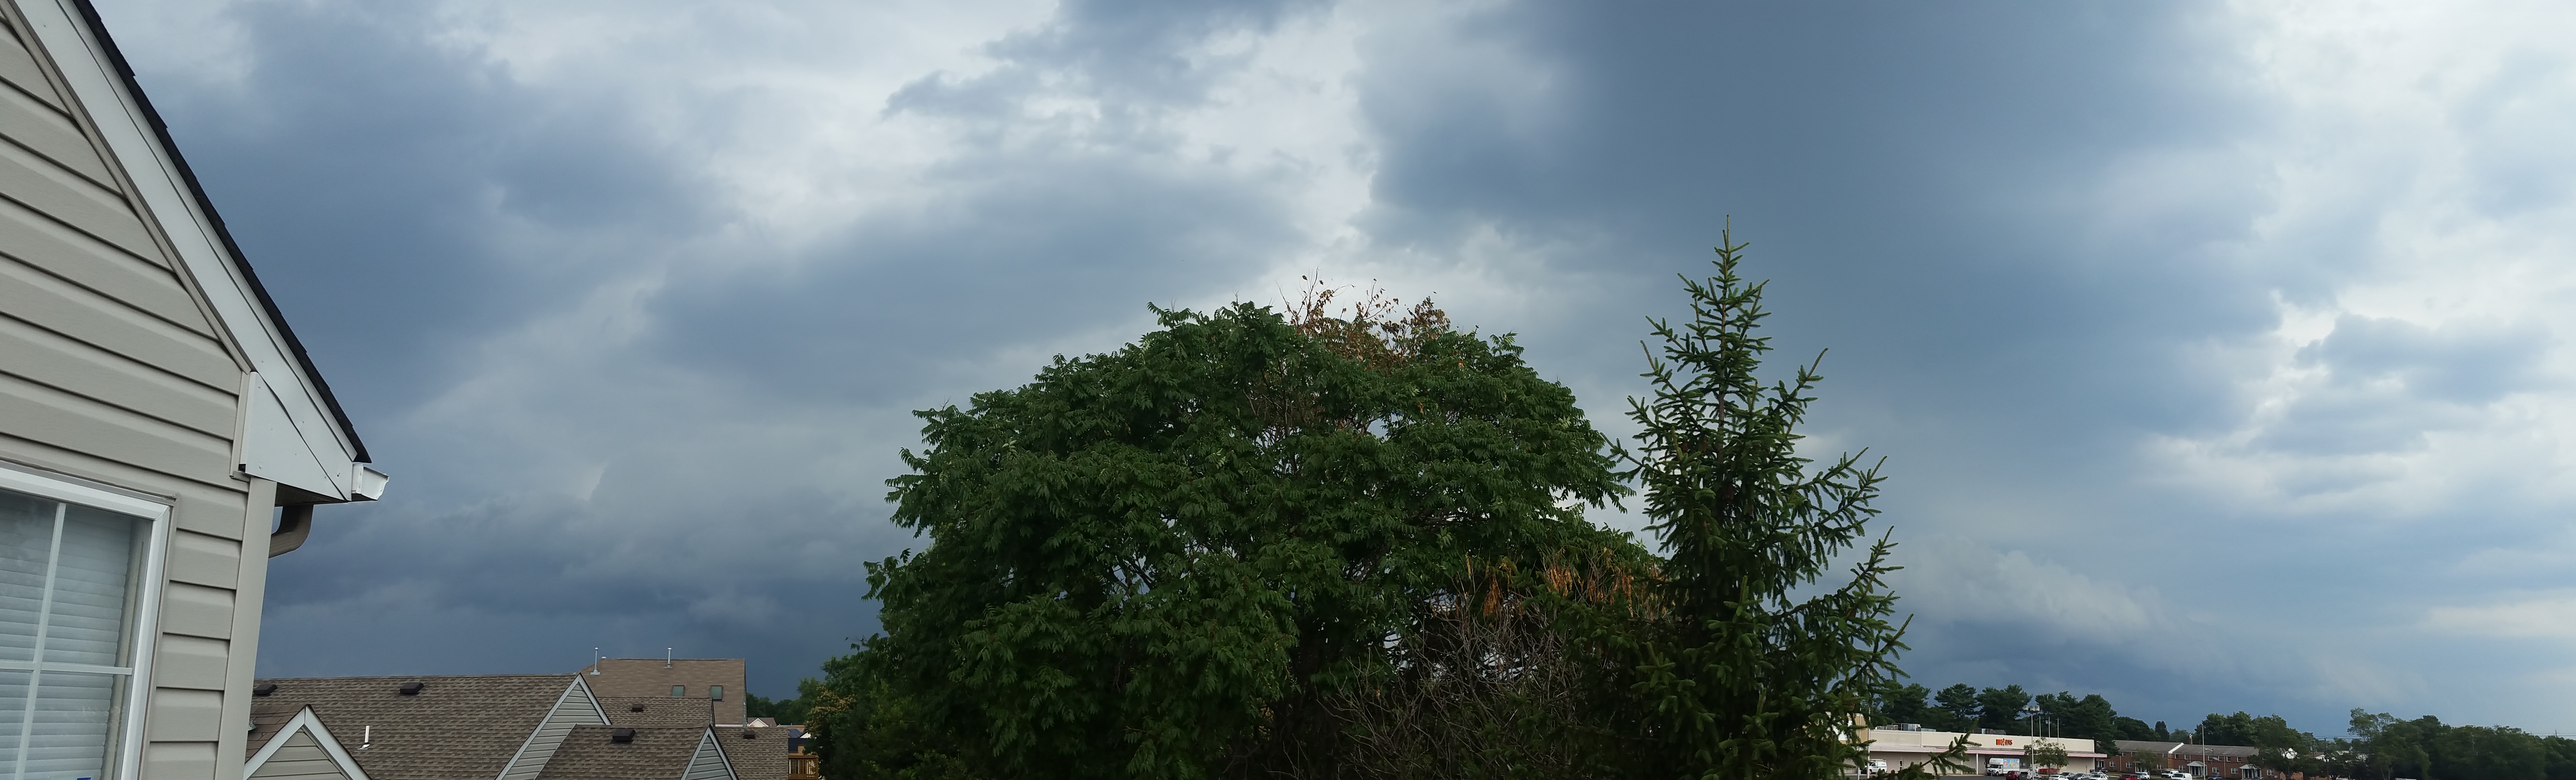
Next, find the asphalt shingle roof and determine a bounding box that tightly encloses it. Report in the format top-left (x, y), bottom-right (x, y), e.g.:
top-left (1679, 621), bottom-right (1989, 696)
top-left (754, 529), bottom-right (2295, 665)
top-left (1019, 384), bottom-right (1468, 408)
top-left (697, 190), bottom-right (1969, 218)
top-left (599, 696), bottom-right (715, 729)
top-left (250, 674), bottom-right (576, 780)
top-left (536, 725), bottom-right (710, 780)
top-left (717, 725), bottom-right (791, 780)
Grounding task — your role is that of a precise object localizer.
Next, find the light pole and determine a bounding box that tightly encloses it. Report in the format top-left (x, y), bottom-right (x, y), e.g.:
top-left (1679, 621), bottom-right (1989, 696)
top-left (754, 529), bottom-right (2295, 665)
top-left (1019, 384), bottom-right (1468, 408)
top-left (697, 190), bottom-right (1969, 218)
top-left (2022, 703), bottom-right (2044, 772)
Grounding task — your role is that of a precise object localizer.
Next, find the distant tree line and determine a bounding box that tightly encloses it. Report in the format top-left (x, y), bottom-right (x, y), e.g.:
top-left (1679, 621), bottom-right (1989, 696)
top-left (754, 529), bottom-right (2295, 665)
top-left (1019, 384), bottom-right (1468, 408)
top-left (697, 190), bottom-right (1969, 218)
top-left (746, 687), bottom-right (814, 726)
top-left (1869, 682), bottom-right (2189, 746)
top-left (1867, 685), bottom-right (2576, 780)
top-left (2254, 711), bottom-right (2576, 780)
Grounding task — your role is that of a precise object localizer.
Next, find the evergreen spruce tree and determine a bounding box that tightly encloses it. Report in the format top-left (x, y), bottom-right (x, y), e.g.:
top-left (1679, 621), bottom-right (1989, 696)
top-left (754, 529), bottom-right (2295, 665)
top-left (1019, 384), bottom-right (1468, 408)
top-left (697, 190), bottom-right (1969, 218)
top-left (1616, 228), bottom-right (1964, 780)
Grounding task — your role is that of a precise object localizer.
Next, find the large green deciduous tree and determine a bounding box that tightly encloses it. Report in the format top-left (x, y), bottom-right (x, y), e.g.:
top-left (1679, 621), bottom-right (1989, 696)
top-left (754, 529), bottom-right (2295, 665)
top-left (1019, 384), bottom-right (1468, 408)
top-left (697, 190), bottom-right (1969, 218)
top-left (845, 298), bottom-right (1631, 779)
top-left (1609, 230), bottom-right (1961, 780)
top-left (2027, 742), bottom-right (2071, 770)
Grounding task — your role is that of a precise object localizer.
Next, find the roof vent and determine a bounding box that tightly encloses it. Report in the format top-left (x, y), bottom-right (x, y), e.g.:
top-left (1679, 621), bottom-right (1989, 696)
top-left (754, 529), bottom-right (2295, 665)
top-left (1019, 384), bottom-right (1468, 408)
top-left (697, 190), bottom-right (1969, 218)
top-left (253, 683), bottom-right (278, 697)
top-left (399, 682), bottom-right (425, 695)
top-left (611, 728), bottom-right (636, 743)
top-left (629, 703), bottom-right (646, 712)
top-left (741, 729), bottom-right (758, 739)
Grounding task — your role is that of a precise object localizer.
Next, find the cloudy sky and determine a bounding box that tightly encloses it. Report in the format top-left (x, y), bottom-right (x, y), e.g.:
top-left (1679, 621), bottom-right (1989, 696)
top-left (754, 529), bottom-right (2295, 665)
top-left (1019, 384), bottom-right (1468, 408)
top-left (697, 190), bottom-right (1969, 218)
top-left (87, 0), bottom-right (2576, 734)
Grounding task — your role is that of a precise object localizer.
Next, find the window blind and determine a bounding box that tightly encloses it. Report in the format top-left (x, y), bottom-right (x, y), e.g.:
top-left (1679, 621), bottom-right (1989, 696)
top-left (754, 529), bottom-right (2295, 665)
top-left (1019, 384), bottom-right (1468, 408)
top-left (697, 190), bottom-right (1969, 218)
top-left (0, 488), bottom-right (144, 780)
top-left (0, 495), bottom-right (51, 665)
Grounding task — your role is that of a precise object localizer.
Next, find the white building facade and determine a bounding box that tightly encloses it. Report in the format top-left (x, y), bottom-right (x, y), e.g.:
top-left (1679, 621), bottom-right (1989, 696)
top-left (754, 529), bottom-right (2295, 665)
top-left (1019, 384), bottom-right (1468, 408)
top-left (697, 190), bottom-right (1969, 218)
top-left (1863, 729), bottom-right (2110, 776)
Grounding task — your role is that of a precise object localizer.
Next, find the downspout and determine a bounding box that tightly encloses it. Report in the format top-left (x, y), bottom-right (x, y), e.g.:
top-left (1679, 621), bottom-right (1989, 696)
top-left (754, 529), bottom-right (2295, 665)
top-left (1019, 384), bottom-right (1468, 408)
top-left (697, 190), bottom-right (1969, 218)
top-left (270, 504), bottom-right (314, 557)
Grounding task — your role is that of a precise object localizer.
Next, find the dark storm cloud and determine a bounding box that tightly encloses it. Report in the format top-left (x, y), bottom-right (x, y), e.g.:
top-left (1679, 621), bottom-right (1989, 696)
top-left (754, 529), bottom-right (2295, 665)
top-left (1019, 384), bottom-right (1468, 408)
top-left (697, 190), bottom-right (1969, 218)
top-left (1335, 1), bottom-right (2389, 727)
top-left (138, 0), bottom-right (2295, 710)
top-left (148, 0), bottom-right (717, 412)
top-left (92, 0), bottom-right (2576, 729)
top-left (109, 0), bottom-right (847, 690)
top-left (107, 0), bottom-right (1359, 697)
top-left (644, 160), bottom-right (1296, 404)
top-left (1348, 0), bottom-right (2284, 465)
top-left (962, 0), bottom-right (1327, 106)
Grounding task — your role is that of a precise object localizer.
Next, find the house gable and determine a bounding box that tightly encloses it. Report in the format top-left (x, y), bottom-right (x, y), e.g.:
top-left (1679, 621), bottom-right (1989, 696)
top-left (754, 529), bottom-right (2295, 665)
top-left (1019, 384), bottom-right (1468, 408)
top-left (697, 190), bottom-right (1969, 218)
top-left (245, 707), bottom-right (370, 780)
top-left (9, 0), bottom-right (379, 502)
top-left (496, 677), bottom-right (613, 780)
top-left (682, 729), bottom-right (735, 780)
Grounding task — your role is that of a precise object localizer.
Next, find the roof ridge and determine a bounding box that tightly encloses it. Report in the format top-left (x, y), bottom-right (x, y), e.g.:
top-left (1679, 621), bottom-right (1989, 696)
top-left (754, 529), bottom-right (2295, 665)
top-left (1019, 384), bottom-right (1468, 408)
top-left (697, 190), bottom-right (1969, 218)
top-left (257, 673), bottom-right (580, 682)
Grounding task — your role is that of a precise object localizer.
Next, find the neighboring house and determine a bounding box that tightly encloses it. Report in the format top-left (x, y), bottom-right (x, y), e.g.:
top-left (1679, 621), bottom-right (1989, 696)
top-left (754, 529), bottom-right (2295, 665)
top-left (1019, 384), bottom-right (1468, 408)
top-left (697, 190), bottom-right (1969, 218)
top-left (0, 1), bottom-right (384, 780)
top-left (243, 675), bottom-right (792, 780)
top-left (579, 659), bottom-right (748, 728)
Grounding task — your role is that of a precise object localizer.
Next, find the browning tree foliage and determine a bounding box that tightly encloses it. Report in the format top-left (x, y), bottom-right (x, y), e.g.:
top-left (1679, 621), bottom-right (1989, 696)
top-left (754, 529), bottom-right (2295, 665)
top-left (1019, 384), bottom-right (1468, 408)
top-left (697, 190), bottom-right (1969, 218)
top-left (838, 282), bottom-right (1633, 780)
top-left (1330, 552), bottom-right (1650, 780)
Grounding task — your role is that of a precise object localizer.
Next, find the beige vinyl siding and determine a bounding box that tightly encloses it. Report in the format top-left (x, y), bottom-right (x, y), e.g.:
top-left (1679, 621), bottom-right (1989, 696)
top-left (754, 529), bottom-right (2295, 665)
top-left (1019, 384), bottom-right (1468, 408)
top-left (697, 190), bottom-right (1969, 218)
top-left (0, 72), bottom-right (108, 185)
top-left (151, 634), bottom-right (232, 691)
top-left (164, 529), bottom-right (243, 588)
top-left (682, 731), bottom-right (734, 780)
top-left (249, 730), bottom-right (353, 780)
top-left (0, 138), bottom-right (155, 257)
top-left (0, 15), bottom-right (64, 111)
top-left (0, 4), bottom-right (272, 780)
top-left (147, 742), bottom-right (219, 780)
top-left (0, 0), bottom-right (244, 499)
top-left (0, 371), bottom-right (233, 478)
top-left (0, 236), bottom-right (235, 388)
top-left (0, 191), bottom-right (216, 335)
top-left (500, 681), bottom-right (613, 780)
top-left (0, 314), bottom-right (234, 436)
top-left (148, 687), bottom-right (228, 742)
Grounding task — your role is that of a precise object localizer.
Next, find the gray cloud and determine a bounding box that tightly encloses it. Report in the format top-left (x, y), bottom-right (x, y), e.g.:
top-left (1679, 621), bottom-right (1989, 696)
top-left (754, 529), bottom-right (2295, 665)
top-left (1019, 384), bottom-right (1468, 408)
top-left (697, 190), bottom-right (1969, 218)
top-left (149, 0), bottom-right (719, 411)
top-left (90, 0), bottom-right (2576, 732)
top-left (2243, 315), bottom-right (2553, 455)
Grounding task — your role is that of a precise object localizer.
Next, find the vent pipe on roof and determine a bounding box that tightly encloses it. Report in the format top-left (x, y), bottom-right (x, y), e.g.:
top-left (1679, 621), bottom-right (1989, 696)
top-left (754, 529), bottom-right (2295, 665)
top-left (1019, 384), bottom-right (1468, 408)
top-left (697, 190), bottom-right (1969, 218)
top-left (665, 649), bottom-right (672, 668)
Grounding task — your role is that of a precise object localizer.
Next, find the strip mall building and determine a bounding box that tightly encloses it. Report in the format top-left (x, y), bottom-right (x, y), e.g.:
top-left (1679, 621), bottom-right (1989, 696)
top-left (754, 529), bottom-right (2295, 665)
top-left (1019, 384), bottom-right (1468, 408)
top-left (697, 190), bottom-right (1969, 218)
top-left (1862, 729), bottom-right (2109, 775)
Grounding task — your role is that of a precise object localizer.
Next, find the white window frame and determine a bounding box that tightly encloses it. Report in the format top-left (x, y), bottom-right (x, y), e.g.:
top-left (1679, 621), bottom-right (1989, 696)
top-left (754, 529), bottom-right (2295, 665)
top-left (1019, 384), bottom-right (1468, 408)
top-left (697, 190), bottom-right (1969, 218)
top-left (0, 467), bottom-right (171, 780)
